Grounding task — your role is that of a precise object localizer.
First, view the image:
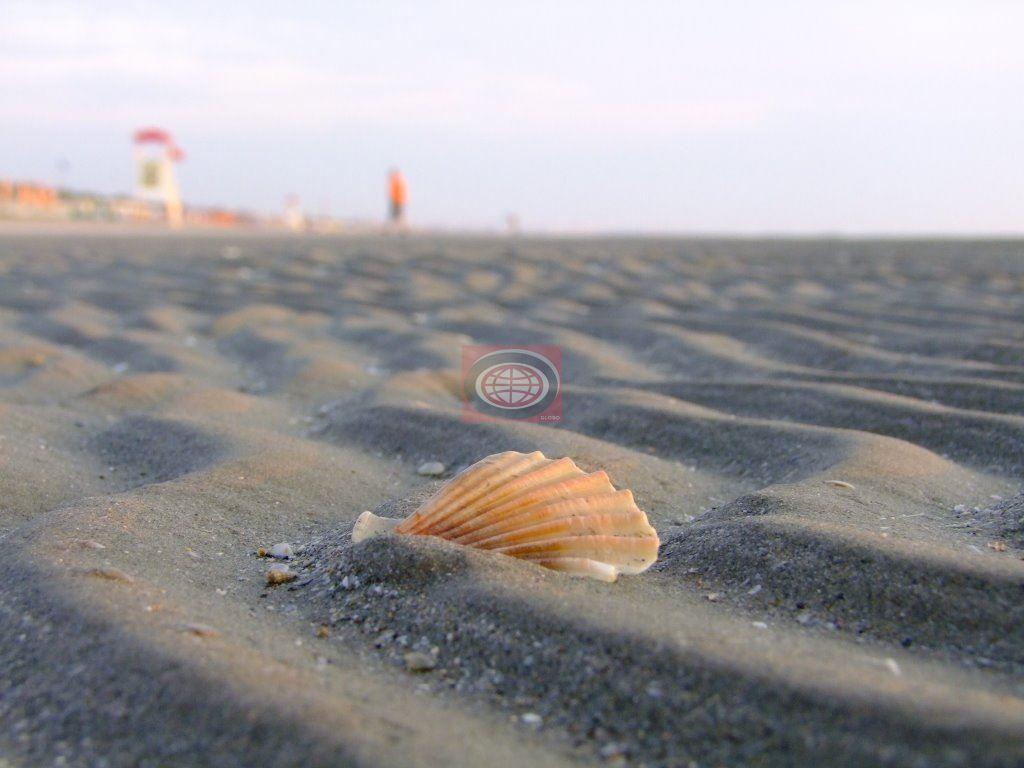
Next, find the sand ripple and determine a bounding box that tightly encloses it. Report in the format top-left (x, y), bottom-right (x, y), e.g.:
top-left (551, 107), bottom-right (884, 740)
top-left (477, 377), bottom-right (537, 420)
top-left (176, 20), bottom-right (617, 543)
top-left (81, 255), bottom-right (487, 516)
top-left (0, 235), bottom-right (1022, 766)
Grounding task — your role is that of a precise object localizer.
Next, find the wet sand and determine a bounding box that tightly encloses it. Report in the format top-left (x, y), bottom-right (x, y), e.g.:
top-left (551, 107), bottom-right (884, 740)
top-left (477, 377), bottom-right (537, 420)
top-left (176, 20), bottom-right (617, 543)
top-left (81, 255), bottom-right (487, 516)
top-left (0, 233), bottom-right (1022, 766)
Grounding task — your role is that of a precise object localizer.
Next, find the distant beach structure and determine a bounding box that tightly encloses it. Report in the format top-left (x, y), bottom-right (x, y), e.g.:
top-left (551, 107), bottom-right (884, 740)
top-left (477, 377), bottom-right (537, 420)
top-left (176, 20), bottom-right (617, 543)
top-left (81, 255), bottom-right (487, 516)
top-left (388, 168), bottom-right (407, 228)
top-left (133, 128), bottom-right (185, 227)
top-left (283, 194), bottom-right (305, 232)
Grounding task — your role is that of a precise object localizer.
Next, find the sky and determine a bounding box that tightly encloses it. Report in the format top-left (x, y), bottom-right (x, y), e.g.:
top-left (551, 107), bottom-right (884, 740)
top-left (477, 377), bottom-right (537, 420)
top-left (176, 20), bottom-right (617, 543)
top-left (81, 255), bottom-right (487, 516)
top-left (1, 1), bottom-right (1022, 233)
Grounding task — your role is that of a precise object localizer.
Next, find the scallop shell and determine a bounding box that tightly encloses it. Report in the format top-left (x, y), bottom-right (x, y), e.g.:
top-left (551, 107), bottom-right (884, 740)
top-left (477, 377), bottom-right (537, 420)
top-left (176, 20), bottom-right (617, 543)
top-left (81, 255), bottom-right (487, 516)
top-left (351, 451), bottom-right (659, 582)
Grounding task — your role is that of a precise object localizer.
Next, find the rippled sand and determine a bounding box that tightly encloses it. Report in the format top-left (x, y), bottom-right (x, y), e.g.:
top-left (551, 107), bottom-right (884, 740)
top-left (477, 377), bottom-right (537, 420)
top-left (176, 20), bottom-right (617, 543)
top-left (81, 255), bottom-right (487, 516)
top-left (0, 234), bottom-right (1022, 766)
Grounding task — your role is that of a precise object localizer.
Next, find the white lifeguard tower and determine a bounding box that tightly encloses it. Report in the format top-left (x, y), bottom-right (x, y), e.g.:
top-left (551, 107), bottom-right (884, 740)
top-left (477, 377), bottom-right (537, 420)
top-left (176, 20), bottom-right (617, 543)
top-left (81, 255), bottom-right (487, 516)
top-left (133, 127), bottom-right (184, 227)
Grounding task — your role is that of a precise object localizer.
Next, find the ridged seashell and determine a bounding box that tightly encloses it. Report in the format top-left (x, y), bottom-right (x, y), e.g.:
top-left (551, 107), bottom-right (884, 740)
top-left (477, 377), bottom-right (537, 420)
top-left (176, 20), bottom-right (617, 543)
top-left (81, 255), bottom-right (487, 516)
top-left (352, 451), bottom-right (659, 582)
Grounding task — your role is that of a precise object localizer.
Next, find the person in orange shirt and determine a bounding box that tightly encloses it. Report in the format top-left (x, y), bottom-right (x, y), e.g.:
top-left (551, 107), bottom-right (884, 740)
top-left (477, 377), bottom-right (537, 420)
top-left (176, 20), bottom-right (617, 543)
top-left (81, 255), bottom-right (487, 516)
top-left (388, 168), bottom-right (407, 227)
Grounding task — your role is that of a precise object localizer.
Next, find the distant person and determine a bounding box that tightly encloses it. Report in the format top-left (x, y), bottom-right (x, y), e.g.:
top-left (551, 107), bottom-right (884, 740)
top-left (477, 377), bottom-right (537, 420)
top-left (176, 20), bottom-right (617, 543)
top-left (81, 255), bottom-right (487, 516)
top-left (388, 168), bottom-right (407, 228)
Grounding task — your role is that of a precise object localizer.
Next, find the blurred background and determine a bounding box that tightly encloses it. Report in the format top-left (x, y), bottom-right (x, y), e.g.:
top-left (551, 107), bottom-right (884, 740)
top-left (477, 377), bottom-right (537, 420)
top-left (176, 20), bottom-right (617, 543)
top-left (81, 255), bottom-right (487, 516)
top-left (1, 0), bottom-right (1021, 233)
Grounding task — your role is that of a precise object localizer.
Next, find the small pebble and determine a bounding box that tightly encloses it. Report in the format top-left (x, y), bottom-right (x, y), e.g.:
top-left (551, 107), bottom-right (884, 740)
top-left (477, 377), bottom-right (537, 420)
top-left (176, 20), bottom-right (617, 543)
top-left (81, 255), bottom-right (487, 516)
top-left (340, 574), bottom-right (361, 590)
top-left (266, 564), bottom-right (297, 585)
top-left (83, 567), bottom-right (134, 583)
top-left (825, 480), bottom-right (855, 490)
top-left (988, 541), bottom-right (1007, 552)
top-left (520, 712), bottom-right (542, 727)
top-left (73, 539), bottom-right (105, 550)
top-left (316, 624), bottom-right (331, 638)
top-left (600, 742), bottom-right (626, 759)
top-left (404, 651), bottom-right (437, 672)
top-left (269, 542), bottom-right (294, 559)
top-left (417, 461), bottom-right (446, 476)
top-left (182, 622), bottom-right (219, 638)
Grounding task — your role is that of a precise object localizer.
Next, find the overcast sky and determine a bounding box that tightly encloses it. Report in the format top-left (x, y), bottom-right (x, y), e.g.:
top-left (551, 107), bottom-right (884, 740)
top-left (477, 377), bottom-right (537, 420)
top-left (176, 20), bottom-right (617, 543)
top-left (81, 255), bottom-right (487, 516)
top-left (2, 1), bottom-right (1021, 232)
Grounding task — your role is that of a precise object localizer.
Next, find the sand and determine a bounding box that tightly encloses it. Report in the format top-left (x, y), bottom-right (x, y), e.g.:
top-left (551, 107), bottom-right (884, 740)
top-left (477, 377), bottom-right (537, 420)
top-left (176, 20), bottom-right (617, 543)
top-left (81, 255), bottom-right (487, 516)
top-left (0, 233), bottom-right (1022, 767)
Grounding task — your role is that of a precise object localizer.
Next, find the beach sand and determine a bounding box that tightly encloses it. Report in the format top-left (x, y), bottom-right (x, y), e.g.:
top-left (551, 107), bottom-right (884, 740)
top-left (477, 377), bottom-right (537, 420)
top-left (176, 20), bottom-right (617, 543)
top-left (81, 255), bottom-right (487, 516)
top-left (0, 233), bottom-right (1022, 766)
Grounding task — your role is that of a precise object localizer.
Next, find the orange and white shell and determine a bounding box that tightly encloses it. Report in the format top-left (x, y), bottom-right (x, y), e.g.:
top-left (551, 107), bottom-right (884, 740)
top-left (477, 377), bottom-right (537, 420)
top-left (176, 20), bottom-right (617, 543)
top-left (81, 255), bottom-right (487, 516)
top-left (351, 450), bottom-right (659, 582)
